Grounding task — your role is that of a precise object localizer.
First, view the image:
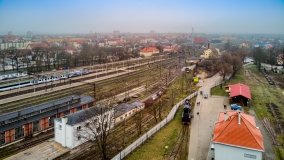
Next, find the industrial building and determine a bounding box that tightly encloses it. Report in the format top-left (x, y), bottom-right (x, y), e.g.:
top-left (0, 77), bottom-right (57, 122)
top-left (54, 101), bottom-right (144, 149)
top-left (0, 95), bottom-right (94, 146)
top-left (54, 106), bottom-right (113, 149)
top-left (114, 101), bottom-right (145, 124)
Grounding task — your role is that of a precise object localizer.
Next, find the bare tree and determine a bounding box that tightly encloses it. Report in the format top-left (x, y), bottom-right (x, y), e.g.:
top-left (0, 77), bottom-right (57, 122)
top-left (134, 108), bottom-right (143, 136)
top-left (230, 54), bottom-right (242, 77)
top-left (217, 60), bottom-right (233, 81)
top-left (76, 104), bottom-right (115, 160)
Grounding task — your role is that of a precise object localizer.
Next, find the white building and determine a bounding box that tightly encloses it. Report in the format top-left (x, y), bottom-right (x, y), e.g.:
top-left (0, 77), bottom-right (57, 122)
top-left (0, 42), bottom-right (31, 50)
top-left (114, 101), bottom-right (145, 124)
top-left (211, 111), bottom-right (264, 160)
top-left (54, 101), bottom-right (144, 149)
top-left (54, 107), bottom-right (114, 149)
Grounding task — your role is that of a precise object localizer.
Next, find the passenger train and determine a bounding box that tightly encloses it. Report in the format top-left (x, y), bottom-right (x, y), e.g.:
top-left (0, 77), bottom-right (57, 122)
top-left (0, 69), bottom-right (89, 92)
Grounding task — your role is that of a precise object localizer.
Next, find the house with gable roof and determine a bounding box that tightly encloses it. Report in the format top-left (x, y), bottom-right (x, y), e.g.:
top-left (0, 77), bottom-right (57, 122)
top-left (211, 111), bottom-right (264, 160)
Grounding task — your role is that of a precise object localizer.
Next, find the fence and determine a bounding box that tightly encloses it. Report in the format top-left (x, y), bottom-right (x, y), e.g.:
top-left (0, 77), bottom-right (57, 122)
top-left (111, 91), bottom-right (198, 160)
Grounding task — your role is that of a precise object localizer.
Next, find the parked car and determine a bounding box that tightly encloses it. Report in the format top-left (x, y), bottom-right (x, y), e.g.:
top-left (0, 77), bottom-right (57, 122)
top-left (203, 93), bottom-right (208, 99)
top-left (230, 104), bottom-right (242, 110)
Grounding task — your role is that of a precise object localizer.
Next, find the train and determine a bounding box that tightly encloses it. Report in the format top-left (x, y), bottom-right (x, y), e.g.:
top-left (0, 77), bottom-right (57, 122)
top-left (0, 72), bottom-right (28, 80)
top-left (0, 69), bottom-right (89, 92)
top-left (182, 99), bottom-right (192, 125)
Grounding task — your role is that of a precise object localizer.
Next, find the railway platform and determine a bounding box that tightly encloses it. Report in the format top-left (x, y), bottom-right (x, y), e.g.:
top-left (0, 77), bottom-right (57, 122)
top-left (5, 139), bottom-right (69, 160)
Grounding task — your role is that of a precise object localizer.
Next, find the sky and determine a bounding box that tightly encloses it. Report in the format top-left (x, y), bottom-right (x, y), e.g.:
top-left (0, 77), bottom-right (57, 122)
top-left (0, 0), bottom-right (284, 35)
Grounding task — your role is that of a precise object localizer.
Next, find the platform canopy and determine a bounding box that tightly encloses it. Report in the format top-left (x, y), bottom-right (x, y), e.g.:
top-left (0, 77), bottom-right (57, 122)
top-left (228, 83), bottom-right (251, 100)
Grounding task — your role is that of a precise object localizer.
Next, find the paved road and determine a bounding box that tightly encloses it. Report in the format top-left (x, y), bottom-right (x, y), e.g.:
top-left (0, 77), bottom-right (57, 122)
top-left (188, 74), bottom-right (228, 160)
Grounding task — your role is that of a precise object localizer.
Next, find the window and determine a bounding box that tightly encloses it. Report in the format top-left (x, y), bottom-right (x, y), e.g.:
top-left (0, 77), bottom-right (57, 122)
top-left (77, 136), bottom-right (81, 140)
top-left (0, 132), bottom-right (5, 145)
top-left (15, 126), bottom-right (24, 140)
top-left (49, 115), bottom-right (56, 127)
top-left (85, 122), bottom-right (90, 127)
top-left (63, 110), bottom-right (70, 116)
top-left (33, 120), bottom-right (39, 132)
top-left (77, 126), bottom-right (81, 131)
top-left (59, 125), bottom-right (62, 130)
top-left (93, 118), bottom-right (98, 124)
top-left (76, 106), bottom-right (82, 111)
top-left (244, 153), bottom-right (256, 159)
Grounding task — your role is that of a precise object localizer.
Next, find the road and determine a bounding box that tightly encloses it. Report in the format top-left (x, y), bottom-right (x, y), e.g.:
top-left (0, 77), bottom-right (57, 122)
top-left (188, 73), bottom-right (227, 160)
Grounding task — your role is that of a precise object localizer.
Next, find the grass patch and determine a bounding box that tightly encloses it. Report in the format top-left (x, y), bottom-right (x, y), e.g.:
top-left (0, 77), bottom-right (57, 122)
top-left (211, 85), bottom-right (228, 96)
top-left (126, 106), bottom-right (183, 160)
top-left (211, 68), bottom-right (245, 96)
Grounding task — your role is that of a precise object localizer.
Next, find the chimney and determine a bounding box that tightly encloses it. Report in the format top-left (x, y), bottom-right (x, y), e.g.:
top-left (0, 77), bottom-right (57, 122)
top-left (238, 110), bottom-right (241, 125)
top-left (224, 111), bottom-right (228, 121)
top-left (208, 43), bottom-right (210, 49)
top-left (62, 117), bottom-right (68, 125)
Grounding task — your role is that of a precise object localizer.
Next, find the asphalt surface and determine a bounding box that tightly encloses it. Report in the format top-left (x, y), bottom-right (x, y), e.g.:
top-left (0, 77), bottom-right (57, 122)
top-left (188, 74), bottom-right (227, 160)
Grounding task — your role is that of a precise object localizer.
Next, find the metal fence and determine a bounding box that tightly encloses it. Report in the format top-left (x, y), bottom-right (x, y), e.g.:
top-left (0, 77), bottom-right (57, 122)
top-left (111, 92), bottom-right (198, 160)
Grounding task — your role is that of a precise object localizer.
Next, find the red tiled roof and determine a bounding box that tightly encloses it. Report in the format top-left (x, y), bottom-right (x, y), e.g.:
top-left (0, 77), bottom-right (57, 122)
top-left (229, 83), bottom-right (251, 99)
top-left (213, 111), bottom-right (264, 151)
top-left (193, 37), bottom-right (208, 44)
top-left (140, 47), bottom-right (159, 53)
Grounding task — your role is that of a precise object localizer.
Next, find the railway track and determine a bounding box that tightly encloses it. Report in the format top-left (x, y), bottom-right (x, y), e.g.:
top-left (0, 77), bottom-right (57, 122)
top-left (0, 58), bottom-right (180, 160)
top-left (58, 73), bottom-right (180, 160)
top-left (167, 125), bottom-right (190, 160)
top-left (0, 58), bottom-right (166, 99)
top-left (0, 58), bottom-right (178, 113)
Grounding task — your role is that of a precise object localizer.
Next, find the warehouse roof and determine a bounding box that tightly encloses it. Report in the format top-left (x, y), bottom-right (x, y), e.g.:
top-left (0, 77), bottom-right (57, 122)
top-left (0, 95), bottom-right (93, 123)
top-left (63, 106), bottom-right (111, 125)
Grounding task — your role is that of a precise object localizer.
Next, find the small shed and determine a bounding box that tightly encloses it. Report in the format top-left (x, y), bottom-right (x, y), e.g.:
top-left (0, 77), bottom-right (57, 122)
top-left (228, 83), bottom-right (251, 106)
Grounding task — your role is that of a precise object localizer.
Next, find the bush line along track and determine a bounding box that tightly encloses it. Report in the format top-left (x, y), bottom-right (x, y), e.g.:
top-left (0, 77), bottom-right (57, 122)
top-left (0, 58), bottom-right (178, 114)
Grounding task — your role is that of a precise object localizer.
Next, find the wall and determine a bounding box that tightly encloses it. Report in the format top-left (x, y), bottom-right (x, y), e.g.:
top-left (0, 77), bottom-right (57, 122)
top-left (214, 143), bottom-right (262, 160)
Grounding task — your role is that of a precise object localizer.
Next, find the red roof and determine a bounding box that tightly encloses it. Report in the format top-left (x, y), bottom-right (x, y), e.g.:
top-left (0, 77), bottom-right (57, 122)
top-left (213, 111), bottom-right (264, 151)
top-left (140, 47), bottom-right (159, 53)
top-left (229, 83), bottom-right (251, 99)
top-left (193, 37), bottom-right (208, 44)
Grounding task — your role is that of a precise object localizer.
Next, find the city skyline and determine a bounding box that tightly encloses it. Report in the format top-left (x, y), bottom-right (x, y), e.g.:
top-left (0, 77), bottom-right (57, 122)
top-left (1, 0), bottom-right (284, 35)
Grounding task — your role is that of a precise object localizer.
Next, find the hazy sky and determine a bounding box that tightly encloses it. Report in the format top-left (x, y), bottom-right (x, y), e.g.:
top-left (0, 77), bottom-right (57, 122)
top-left (1, 0), bottom-right (284, 34)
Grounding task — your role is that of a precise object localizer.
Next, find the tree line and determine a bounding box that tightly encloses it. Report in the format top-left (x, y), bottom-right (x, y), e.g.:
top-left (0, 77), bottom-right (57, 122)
top-left (0, 44), bottom-right (140, 74)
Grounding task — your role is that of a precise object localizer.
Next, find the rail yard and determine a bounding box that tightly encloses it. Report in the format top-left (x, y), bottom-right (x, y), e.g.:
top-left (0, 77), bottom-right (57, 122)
top-left (0, 55), bottom-right (188, 159)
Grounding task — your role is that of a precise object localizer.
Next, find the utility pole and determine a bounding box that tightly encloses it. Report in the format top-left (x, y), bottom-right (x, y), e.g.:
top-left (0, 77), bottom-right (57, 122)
top-left (93, 83), bottom-right (96, 103)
